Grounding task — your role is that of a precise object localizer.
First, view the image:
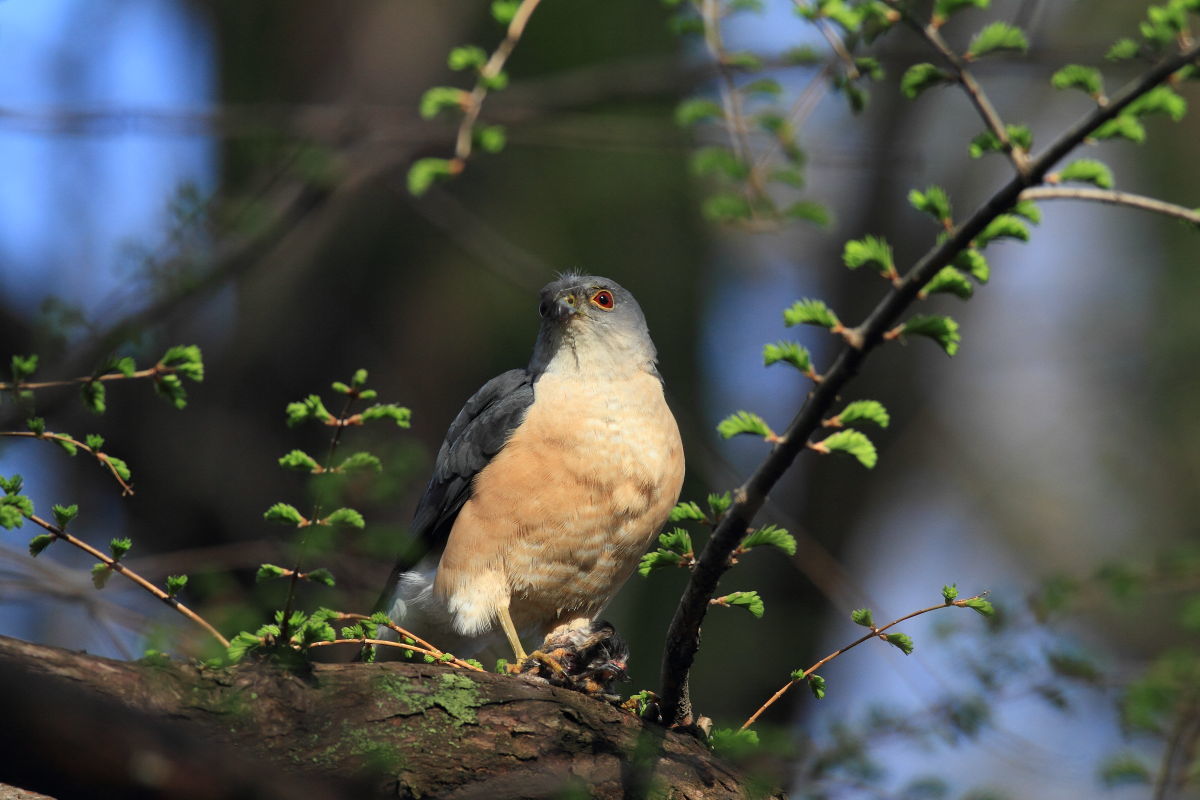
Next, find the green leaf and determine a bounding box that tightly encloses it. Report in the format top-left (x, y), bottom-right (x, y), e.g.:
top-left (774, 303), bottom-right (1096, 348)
top-left (763, 341), bottom-right (814, 375)
top-left (855, 56), bottom-right (883, 81)
top-left (165, 574), bottom-right (188, 597)
top-left (658, 528), bottom-right (693, 555)
top-left (1098, 754), bottom-right (1152, 788)
top-left (419, 86), bottom-right (466, 119)
top-left (851, 607), bottom-right (875, 627)
top-left (815, 429), bottom-right (878, 469)
top-left (717, 410), bottom-right (775, 440)
top-left (10, 354), bottom-right (38, 381)
top-left (285, 395), bottom-right (332, 427)
top-left (1106, 38), bottom-right (1140, 61)
top-left (702, 193), bottom-right (752, 223)
top-left (256, 563), bottom-right (288, 582)
top-left (91, 562), bottom-right (113, 590)
top-left (690, 147), bottom-right (749, 180)
top-left (81, 381), bottom-right (106, 414)
top-left (1126, 85), bottom-right (1187, 121)
top-left (724, 51), bottom-right (763, 71)
top-left (901, 314), bottom-right (961, 356)
top-left (362, 403), bottom-right (412, 427)
top-left (783, 298), bottom-right (840, 329)
top-left (807, 673), bottom-right (827, 699)
top-left (1050, 64), bottom-right (1103, 96)
top-left (835, 400), bottom-right (890, 428)
top-left (975, 214), bottom-right (1030, 248)
top-left (885, 632), bottom-right (915, 655)
top-left (109, 537), bottom-right (132, 560)
top-left (1092, 116), bottom-right (1146, 144)
top-left (447, 45), bottom-right (487, 71)
top-left (638, 549), bottom-right (682, 576)
top-left (942, 584), bottom-right (960, 602)
top-left (263, 503), bottom-right (306, 526)
top-left (104, 456), bottom-right (131, 482)
top-left (159, 345), bottom-right (204, 382)
top-left (109, 356), bottom-right (137, 378)
top-left (51, 503), bottom-right (78, 527)
top-left (669, 501), bottom-right (706, 523)
top-left (933, 0), bottom-right (989, 19)
top-left (55, 438), bottom-right (78, 456)
top-left (783, 201), bottom-right (831, 226)
top-left (968, 124), bottom-right (1032, 158)
top-left (674, 98), bottom-right (722, 128)
top-left (842, 235), bottom-right (895, 276)
top-left (25, 417), bottom-right (45, 435)
top-left (477, 124), bottom-right (507, 154)
top-left (491, 0), bottom-right (519, 22)
top-left (85, 434), bottom-right (104, 450)
top-left (226, 631), bottom-right (263, 663)
top-left (900, 63), bottom-right (954, 99)
top-left (966, 22), bottom-right (1028, 59)
top-left (28, 534), bottom-right (55, 557)
top-left (708, 492), bottom-right (733, 518)
top-left (742, 78), bottom-right (783, 97)
top-left (710, 728), bottom-right (759, 758)
top-left (921, 266), bottom-right (974, 299)
top-left (1012, 199), bottom-right (1042, 225)
top-left (351, 369), bottom-right (368, 388)
top-left (278, 450), bottom-right (320, 473)
top-left (962, 597), bottom-right (995, 616)
top-left (954, 248), bottom-right (990, 283)
top-left (908, 186), bottom-right (952, 223)
top-left (337, 452), bottom-right (382, 473)
top-left (782, 45), bottom-right (822, 65)
top-left (741, 524), bottom-right (796, 556)
top-left (719, 590), bottom-right (765, 618)
top-left (304, 567), bottom-right (336, 587)
top-left (1057, 159), bottom-right (1114, 189)
top-left (322, 508), bottom-right (365, 529)
top-left (407, 158), bottom-right (457, 197)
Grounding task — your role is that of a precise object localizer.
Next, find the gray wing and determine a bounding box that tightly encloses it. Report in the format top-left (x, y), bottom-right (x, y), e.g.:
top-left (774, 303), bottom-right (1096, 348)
top-left (377, 369), bottom-right (535, 609)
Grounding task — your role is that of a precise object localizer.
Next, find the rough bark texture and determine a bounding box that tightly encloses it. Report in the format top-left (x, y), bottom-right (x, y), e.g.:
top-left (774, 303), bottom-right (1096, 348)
top-left (0, 635), bottom-right (773, 799)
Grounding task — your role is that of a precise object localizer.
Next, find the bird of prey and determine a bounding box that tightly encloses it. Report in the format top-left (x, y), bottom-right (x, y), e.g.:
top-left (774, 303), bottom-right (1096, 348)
top-left (378, 274), bottom-right (684, 664)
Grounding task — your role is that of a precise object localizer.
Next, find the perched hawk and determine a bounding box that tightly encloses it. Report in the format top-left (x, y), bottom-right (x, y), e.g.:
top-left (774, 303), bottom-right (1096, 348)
top-left (379, 274), bottom-right (684, 663)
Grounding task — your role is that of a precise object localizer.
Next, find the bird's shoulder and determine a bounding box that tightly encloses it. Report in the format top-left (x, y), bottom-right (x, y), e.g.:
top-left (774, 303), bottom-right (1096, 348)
top-left (412, 368), bottom-right (536, 545)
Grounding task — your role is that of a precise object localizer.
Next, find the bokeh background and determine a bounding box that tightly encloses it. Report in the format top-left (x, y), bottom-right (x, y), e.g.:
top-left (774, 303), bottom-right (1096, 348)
top-left (1, 1), bottom-right (1198, 797)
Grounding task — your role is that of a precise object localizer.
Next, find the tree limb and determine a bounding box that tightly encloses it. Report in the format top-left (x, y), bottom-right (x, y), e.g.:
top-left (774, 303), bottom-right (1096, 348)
top-left (658, 40), bottom-right (1200, 726)
top-left (0, 634), bottom-right (769, 799)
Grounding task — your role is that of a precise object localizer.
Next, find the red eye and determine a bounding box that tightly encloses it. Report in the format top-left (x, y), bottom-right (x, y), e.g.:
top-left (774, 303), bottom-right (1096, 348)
top-left (590, 290), bottom-right (615, 310)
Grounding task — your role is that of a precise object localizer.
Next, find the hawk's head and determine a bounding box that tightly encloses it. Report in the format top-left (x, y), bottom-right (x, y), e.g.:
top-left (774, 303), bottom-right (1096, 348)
top-left (530, 273), bottom-right (657, 376)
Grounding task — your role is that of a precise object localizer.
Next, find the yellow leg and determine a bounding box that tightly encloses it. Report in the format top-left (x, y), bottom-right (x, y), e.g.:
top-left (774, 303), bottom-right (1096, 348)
top-left (497, 606), bottom-right (528, 663)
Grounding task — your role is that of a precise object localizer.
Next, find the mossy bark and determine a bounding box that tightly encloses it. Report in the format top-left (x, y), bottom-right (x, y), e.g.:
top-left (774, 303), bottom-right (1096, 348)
top-left (0, 635), bottom-right (775, 799)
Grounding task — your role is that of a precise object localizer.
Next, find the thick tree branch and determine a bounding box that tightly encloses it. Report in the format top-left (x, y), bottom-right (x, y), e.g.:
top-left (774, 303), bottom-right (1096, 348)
top-left (659, 40), bottom-right (1200, 726)
top-left (0, 635), bottom-right (768, 799)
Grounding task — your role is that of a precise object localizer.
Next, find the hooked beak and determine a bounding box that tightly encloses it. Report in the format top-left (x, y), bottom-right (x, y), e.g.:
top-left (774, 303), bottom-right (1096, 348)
top-left (541, 292), bottom-right (582, 322)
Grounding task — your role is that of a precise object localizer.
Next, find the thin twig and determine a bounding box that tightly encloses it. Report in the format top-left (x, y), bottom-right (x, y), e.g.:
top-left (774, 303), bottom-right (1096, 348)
top-left (0, 431), bottom-right (134, 495)
top-left (25, 514), bottom-right (229, 648)
top-left (453, 0), bottom-right (544, 166)
top-left (885, 0), bottom-right (1029, 175)
top-left (739, 594), bottom-right (987, 731)
top-left (658, 40), bottom-right (1200, 727)
top-left (279, 390), bottom-right (358, 647)
top-left (1020, 186), bottom-right (1200, 227)
top-left (0, 365), bottom-right (172, 393)
top-left (699, 0), bottom-right (768, 203)
top-left (321, 612), bottom-right (484, 671)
